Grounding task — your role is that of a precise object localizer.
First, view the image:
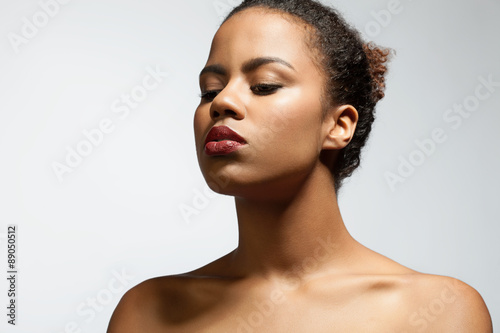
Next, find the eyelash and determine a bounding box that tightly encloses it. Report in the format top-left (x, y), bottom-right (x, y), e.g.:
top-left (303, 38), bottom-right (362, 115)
top-left (199, 84), bottom-right (282, 102)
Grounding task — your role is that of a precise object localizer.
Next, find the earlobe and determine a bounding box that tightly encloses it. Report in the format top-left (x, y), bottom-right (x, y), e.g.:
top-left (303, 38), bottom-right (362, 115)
top-left (322, 104), bottom-right (358, 150)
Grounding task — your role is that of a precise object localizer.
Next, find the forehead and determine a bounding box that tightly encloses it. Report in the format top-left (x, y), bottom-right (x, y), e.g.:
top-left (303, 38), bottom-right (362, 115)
top-left (207, 8), bottom-right (316, 67)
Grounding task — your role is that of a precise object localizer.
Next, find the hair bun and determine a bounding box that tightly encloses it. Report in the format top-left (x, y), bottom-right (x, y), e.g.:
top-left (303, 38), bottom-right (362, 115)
top-left (363, 42), bottom-right (393, 104)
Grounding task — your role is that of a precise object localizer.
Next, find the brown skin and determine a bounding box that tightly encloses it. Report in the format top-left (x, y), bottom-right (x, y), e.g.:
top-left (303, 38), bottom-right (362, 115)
top-left (108, 8), bottom-right (492, 333)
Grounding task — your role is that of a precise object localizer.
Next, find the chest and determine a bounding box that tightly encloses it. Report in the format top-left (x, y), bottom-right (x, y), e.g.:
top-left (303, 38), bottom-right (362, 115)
top-left (163, 291), bottom-right (412, 333)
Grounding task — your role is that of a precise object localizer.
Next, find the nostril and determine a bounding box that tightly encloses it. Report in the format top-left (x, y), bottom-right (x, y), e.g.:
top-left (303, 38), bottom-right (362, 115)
top-left (224, 109), bottom-right (237, 116)
top-left (212, 109), bottom-right (237, 118)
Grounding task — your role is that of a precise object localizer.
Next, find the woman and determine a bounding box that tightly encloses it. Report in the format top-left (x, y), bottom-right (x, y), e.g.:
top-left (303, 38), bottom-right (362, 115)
top-left (108, 0), bottom-right (492, 331)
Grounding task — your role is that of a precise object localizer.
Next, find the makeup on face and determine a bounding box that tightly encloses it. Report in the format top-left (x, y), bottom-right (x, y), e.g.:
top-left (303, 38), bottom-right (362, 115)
top-left (204, 125), bottom-right (247, 156)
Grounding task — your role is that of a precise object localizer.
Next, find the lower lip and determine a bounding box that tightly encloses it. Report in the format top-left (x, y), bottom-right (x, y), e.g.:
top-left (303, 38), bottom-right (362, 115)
top-left (204, 140), bottom-right (246, 156)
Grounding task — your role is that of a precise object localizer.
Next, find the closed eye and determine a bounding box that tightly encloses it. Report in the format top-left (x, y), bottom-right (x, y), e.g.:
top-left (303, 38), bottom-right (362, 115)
top-left (200, 84), bottom-right (282, 102)
top-left (200, 90), bottom-right (221, 102)
top-left (251, 84), bottom-right (282, 95)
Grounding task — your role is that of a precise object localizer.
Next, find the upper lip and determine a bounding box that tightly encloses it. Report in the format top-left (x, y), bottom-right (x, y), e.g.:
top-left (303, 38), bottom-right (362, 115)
top-left (204, 126), bottom-right (247, 145)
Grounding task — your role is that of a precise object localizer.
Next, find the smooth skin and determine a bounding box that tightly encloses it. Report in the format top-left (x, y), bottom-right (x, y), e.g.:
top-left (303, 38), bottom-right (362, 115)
top-left (108, 8), bottom-right (492, 333)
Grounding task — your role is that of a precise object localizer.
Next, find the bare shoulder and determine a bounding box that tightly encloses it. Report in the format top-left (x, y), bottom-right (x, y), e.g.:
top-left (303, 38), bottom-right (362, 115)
top-left (348, 247), bottom-right (492, 332)
top-left (402, 273), bottom-right (492, 332)
top-left (107, 275), bottom-right (188, 333)
top-left (107, 271), bottom-right (239, 332)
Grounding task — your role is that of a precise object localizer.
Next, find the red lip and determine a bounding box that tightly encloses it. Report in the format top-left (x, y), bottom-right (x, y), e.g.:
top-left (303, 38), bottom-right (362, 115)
top-left (204, 126), bottom-right (247, 156)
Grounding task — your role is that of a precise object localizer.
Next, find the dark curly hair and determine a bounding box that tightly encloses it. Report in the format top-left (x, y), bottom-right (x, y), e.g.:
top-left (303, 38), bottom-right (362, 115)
top-left (223, 0), bottom-right (392, 191)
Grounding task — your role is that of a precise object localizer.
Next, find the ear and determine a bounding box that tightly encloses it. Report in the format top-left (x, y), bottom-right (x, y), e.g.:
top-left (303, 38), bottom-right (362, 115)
top-left (322, 104), bottom-right (358, 150)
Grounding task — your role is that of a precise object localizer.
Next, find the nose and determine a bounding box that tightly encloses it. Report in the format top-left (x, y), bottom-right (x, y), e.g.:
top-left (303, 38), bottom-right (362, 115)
top-left (209, 85), bottom-right (245, 121)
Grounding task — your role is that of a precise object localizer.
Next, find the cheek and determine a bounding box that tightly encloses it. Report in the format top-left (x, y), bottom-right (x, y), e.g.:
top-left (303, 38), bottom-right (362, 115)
top-left (193, 105), bottom-right (208, 149)
top-left (259, 89), bottom-right (322, 149)
top-left (250, 89), bottom-right (323, 167)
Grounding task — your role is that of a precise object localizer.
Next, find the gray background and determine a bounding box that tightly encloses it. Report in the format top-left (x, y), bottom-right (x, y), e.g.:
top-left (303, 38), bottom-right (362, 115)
top-left (0, 0), bottom-right (498, 331)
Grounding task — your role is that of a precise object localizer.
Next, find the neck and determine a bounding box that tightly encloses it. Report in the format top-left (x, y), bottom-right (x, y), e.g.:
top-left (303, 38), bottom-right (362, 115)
top-left (228, 162), bottom-right (357, 281)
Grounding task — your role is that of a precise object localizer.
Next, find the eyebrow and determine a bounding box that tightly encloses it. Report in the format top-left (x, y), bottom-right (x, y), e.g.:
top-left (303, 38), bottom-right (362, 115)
top-left (199, 57), bottom-right (295, 78)
top-left (199, 64), bottom-right (226, 78)
top-left (241, 57), bottom-right (296, 73)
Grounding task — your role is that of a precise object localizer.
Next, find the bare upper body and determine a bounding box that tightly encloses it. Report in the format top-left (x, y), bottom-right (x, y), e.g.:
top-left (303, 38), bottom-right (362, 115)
top-left (107, 244), bottom-right (492, 333)
top-left (108, 2), bottom-right (492, 332)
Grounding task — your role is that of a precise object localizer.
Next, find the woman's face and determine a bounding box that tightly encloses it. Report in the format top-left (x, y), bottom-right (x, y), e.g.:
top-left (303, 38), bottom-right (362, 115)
top-left (193, 8), bottom-right (336, 201)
